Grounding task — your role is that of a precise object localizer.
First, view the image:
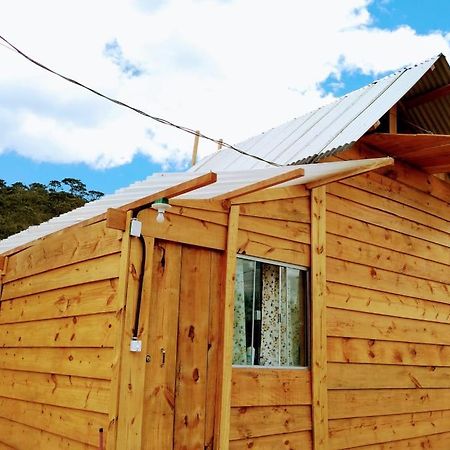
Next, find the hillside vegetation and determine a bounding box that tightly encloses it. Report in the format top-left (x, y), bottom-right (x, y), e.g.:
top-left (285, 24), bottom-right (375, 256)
top-left (0, 178), bottom-right (103, 240)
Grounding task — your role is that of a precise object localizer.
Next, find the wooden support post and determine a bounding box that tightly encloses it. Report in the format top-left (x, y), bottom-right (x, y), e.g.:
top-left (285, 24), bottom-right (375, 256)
top-left (389, 104), bottom-right (397, 134)
top-left (217, 139), bottom-right (223, 150)
top-left (215, 205), bottom-right (240, 450)
top-left (107, 212), bottom-right (132, 449)
top-left (191, 130), bottom-right (200, 166)
top-left (115, 231), bottom-right (155, 449)
top-left (311, 186), bottom-right (328, 450)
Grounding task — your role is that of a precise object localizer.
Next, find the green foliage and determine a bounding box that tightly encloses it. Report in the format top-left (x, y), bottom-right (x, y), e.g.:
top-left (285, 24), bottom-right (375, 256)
top-left (0, 178), bottom-right (104, 240)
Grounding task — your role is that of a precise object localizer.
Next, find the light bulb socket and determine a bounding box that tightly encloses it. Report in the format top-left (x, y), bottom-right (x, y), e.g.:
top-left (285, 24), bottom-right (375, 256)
top-left (151, 198), bottom-right (171, 223)
top-left (152, 197), bottom-right (170, 206)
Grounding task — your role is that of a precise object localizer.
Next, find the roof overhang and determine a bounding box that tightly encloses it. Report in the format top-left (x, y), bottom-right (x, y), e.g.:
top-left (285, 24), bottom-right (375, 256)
top-left (0, 158), bottom-right (393, 256)
top-left (361, 133), bottom-right (450, 174)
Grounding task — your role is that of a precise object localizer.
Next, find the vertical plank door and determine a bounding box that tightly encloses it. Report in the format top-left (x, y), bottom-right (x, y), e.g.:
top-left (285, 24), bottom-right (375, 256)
top-left (174, 246), bottom-right (213, 449)
top-left (142, 242), bottom-right (182, 450)
top-left (141, 242), bottom-right (220, 450)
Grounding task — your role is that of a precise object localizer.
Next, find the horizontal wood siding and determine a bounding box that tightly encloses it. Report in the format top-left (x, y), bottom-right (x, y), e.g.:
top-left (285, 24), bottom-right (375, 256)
top-left (230, 368), bottom-right (312, 448)
top-left (237, 195), bottom-right (311, 267)
top-left (0, 416), bottom-right (98, 450)
top-left (0, 220), bottom-right (123, 449)
top-left (229, 195), bottom-right (312, 448)
top-left (142, 194), bottom-right (312, 267)
top-left (326, 153), bottom-right (450, 449)
top-left (229, 430), bottom-right (312, 449)
top-left (349, 431), bottom-right (450, 449)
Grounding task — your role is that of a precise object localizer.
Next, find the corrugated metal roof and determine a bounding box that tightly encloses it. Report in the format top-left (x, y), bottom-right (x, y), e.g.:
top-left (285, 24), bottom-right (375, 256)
top-left (191, 54), bottom-right (449, 171)
top-left (3, 54), bottom-right (447, 255)
top-left (0, 158), bottom-right (388, 254)
top-left (401, 56), bottom-right (450, 135)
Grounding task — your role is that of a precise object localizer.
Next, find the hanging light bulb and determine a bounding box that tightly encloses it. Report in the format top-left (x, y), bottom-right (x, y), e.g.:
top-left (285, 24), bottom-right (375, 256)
top-left (151, 198), bottom-right (171, 223)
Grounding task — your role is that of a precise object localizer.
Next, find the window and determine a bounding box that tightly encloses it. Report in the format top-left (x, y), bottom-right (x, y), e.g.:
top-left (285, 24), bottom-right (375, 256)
top-left (233, 256), bottom-right (309, 367)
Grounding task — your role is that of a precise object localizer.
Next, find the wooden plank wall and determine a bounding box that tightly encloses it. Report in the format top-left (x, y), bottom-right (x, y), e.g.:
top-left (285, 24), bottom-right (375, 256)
top-left (141, 190), bottom-right (311, 268)
top-left (236, 193), bottom-right (311, 268)
top-left (326, 149), bottom-right (450, 449)
top-left (228, 191), bottom-right (313, 449)
top-left (0, 220), bottom-right (123, 449)
top-left (143, 191), bottom-right (312, 448)
top-left (122, 192), bottom-right (312, 449)
top-left (229, 368), bottom-right (313, 449)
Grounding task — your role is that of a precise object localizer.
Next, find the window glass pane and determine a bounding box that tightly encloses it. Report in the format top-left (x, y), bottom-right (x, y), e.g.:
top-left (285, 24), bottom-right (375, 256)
top-left (232, 258), bottom-right (256, 365)
top-left (233, 259), bottom-right (247, 365)
top-left (233, 257), bottom-right (308, 368)
top-left (285, 267), bottom-right (304, 366)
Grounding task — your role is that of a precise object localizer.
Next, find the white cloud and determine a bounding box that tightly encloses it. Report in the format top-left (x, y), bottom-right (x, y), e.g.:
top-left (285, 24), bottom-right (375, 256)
top-left (0, 0), bottom-right (448, 169)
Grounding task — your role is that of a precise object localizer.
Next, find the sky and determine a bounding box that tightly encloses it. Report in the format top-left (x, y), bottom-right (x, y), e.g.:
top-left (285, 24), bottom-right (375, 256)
top-left (0, 0), bottom-right (449, 194)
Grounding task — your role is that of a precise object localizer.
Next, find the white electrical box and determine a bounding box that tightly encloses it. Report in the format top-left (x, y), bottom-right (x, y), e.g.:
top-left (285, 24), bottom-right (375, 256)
top-left (130, 219), bottom-right (142, 237)
top-left (130, 338), bottom-right (142, 352)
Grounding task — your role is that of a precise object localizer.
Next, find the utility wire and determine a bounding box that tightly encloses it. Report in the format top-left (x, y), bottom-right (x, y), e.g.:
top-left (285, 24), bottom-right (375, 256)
top-left (0, 40), bottom-right (14, 52)
top-left (0, 34), bottom-right (280, 167)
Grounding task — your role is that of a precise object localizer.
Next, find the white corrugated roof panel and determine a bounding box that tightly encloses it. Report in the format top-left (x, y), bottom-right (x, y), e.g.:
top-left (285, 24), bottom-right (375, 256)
top-left (5, 54), bottom-right (444, 255)
top-left (0, 159), bottom-right (389, 254)
top-left (191, 55), bottom-right (442, 171)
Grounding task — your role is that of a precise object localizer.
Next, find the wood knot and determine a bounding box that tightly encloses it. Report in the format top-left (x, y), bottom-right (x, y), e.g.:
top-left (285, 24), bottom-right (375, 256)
top-left (192, 368), bottom-right (200, 383)
top-left (188, 325), bottom-right (195, 342)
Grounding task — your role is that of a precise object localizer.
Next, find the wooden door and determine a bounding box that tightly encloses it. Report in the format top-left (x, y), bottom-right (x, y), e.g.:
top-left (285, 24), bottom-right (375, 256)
top-left (141, 241), bottom-right (222, 450)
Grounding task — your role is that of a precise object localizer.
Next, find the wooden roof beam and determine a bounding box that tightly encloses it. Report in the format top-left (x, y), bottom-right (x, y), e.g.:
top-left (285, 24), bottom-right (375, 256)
top-left (230, 184), bottom-right (308, 205)
top-left (306, 157), bottom-right (394, 189)
top-left (106, 172), bottom-right (217, 230)
top-left (403, 83), bottom-right (450, 109)
top-left (120, 172), bottom-right (217, 211)
top-left (214, 167), bottom-right (305, 201)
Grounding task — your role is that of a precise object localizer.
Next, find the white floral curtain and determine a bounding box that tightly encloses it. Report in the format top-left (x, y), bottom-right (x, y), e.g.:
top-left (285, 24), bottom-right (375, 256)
top-left (260, 264), bottom-right (280, 365)
top-left (260, 265), bottom-right (302, 366)
top-left (232, 259), bottom-right (247, 365)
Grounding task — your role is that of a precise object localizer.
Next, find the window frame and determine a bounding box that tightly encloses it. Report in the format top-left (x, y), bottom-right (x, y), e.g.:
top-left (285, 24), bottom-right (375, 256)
top-left (232, 254), bottom-right (311, 370)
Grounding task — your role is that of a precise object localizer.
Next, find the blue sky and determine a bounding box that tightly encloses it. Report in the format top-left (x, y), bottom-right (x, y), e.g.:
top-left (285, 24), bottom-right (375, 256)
top-left (0, 0), bottom-right (449, 194)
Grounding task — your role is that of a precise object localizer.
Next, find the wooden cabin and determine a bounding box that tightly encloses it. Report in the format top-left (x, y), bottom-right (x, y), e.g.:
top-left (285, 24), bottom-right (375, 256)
top-left (0, 55), bottom-right (449, 450)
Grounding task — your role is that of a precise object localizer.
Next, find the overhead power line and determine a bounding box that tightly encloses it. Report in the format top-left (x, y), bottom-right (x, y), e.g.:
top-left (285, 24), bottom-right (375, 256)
top-left (0, 34), bottom-right (280, 167)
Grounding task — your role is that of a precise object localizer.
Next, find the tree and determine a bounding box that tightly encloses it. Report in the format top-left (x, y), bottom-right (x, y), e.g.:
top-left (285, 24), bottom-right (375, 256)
top-left (0, 179), bottom-right (104, 240)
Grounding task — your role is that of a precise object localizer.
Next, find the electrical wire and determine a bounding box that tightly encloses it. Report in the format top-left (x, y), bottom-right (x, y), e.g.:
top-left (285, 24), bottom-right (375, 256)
top-left (0, 41), bottom-right (14, 52)
top-left (403, 118), bottom-right (433, 134)
top-left (0, 34), bottom-right (280, 167)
